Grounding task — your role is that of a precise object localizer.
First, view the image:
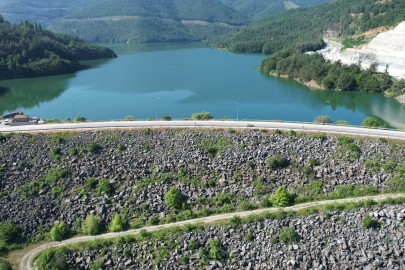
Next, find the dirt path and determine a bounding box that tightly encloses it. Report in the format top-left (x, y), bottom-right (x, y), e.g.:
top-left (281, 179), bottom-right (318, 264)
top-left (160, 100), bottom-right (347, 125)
top-left (18, 193), bottom-right (405, 270)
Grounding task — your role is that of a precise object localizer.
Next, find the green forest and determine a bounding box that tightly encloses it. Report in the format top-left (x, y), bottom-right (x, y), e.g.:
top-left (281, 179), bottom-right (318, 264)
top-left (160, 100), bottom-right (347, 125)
top-left (48, 0), bottom-right (250, 43)
top-left (215, 0), bottom-right (332, 21)
top-left (0, 16), bottom-right (116, 80)
top-left (260, 48), bottom-right (405, 95)
top-left (208, 0), bottom-right (405, 54)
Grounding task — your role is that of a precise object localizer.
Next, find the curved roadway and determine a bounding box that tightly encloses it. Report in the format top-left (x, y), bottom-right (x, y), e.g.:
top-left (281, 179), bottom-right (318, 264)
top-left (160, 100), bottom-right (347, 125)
top-left (19, 193), bottom-right (405, 270)
top-left (1, 120), bottom-right (405, 140)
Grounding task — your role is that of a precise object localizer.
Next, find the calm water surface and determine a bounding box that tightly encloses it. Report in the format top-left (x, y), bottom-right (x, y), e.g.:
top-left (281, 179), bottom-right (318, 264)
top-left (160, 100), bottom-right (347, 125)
top-left (0, 42), bottom-right (404, 127)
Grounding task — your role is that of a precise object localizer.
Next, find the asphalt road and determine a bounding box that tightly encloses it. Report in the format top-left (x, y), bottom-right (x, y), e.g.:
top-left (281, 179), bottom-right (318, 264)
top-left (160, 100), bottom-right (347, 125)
top-left (19, 193), bottom-right (405, 270)
top-left (1, 120), bottom-right (405, 140)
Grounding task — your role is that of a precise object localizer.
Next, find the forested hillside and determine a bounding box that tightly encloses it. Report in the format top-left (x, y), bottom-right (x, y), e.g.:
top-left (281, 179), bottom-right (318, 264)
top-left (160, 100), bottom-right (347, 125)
top-left (48, 0), bottom-right (250, 44)
top-left (259, 48), bottom-right (405, 95)
top-left (0, 16), bottom-right (116, 80)
top-left (215, 0), bottom-right (331, 20)
top-left (0, 0), bottom-right (102, 27)
top-left (209, 0), bottom-right (405, 54)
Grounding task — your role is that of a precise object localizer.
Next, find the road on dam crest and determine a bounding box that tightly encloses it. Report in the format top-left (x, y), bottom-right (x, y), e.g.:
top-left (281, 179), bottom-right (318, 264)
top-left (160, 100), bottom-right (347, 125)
top-left (1, 120), bottom-right (405, 140)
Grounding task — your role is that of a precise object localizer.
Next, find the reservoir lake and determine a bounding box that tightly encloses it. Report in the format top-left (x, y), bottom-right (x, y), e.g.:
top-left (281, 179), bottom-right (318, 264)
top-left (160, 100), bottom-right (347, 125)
top-left (0, 42), bottom-right (404, 128)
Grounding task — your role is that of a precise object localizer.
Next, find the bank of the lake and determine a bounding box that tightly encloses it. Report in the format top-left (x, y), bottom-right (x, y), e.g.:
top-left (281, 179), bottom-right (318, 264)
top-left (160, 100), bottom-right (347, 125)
top-left (0, 42), bottom-right (404, 127)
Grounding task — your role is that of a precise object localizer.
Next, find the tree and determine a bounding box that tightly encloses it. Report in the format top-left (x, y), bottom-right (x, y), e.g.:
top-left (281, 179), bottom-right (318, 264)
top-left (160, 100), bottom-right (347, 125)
top-left (337, 72), bottom-right (356, 91)
top-left (229, 216), bottom-right (241, 227)
top-left (209, 239), bottom-right (223, 260)
top-left (362, 215), bottom-right (380, 229)
top-left (82, 214), bottom-right (102, 235)
top-left (335, 120), bottom-right (349, 126)
top-left (191, 111), bottom-right (213, 120)
top-left (269, 187), bottom-right (292, 207)
top-left (361, 116), bottom-right (379, 128)
top-left (266, 154), bottom-right (287, 170)
top-left (0, 222), bottom-right (18, 245)
top-left (109, 214), bottom-right (125, 232)
top-left (96, 179), bottom-right (113, 194)
top-left (369, 62), bottom-right (378, 74)
top-left (50, 222), bottom-right (68, 241)
top-left (161, 115), bottom-right (171, 121)
top-left (165, 187), bottom-right (184, 210)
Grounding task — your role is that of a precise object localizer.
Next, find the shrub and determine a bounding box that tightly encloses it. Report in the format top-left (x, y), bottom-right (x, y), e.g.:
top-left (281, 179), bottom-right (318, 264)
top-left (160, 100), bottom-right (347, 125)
top-left (191, 111), bottom-right (213, 120)
top-left (89, 260), bottom-right (103, 270)
top-left (165, 187), bottom-right (184, 210)
top-left (69, 147), bottom-right (79, 156)
top-left (335, 120), bottom-right (349, 126)
top-left (147, 116), bottom-right (155, 121)
top-left (188, 239), bottom-right (198, 249)
top-left (82, 214), bottom-right (102, 235)
top-left (379, 138), bottom-right (387, 143)
top-left (246, 233), bottom-right (253, 242)
top-left (308, 134), bottom-right (327, 140)
top-left (64, 118), bottom-right (71, 122)
top-left (205, 146), bottom-right (218, 157)
top-left (125, 115), bottom-right (136, 121)
top-left (180, 255), bottom-right (189, 264)
top-left (266, 154), bottom-right (287, 170)
top-left (274, 129), bottom-right (282, 135)
top-left (270, 237), bottom-right (278, 244)
top-left (361, 116), bottom-right (379, 128)
top-left (139, 229), bottom-right (150, 239)
top-left (50, 147), bottom-right (61, 161)
top-left (288, 130), bottom-right (296, 136)
top-left (75, 116), bottom-right (86, 122)
top-left (109, 214), bottom-right (125, 232)
top-left (229, 216), bottom-right (242, 227)
top-left (314, 115), bottom-right (332, 124)
top-left (0, 259), bottom-right (11, 270)
top-left (116, 143), bottom-right (126, 152)
top-left (36, 248), bottom-right (69, 270)
top-left (362, 215), bottom-right (380, 229)
top-left (50, 222), bottom-right (68, 241)
top-left (209, 239), bottom-right (222, 260)
top-left (279, 227), bottom-right (299, 245)
top-left (269, 187), bottom-right (292, 207)
top-left (199, 247), bottom-right (207, 258)
top-left (87, 141), bottom-right (99, 152)
top-left (228, 128), bottom-right (236, 134)
top-left (246, 160), bottom-right (253, 168)
top-left (96, 179), bottom-right (113, 195)
top-left (148, 215), bottom-right (159, 226)
top-left (309, 158), bottom-right (319, 166)
top-left (260, 129), bottom-right (267, 133)
top-left (46, 119), bottom-right (61, 123)
top-left (142, 128), bottom-right (152, 134)
top-left (161, 115), bottom-right (171, 121)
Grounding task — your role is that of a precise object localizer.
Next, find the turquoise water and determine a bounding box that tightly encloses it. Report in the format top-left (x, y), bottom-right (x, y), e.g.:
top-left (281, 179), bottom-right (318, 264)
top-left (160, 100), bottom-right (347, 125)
top-left (0, 42), bottom-right (404, 127)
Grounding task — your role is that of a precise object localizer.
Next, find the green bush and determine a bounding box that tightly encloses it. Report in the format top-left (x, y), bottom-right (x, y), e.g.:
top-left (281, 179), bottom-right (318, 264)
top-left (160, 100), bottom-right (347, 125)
top-left (96, 179), bottom-right (113, 195)
top-left (269, 187), bottom-right (292, 207)
top-left (279, 227), bottom-right (299, 245)
top-left (142, 128), bottom-right (152, 134)
top-left (109, 214), bottom-right (125, 232)
top-left (75, 116), bottom-right (86, 122)
top-left (308, 134), bottom-right (327, 140)
top-left (116, 143), bottom-right (126, 152)
top-left (180, 255), bottom-right (189, 264)
top-left (191, 111), bottom-right (213, 120)
top-left (270, 237), bottom-right (278, 244)
top-left (0, 221), bottom-right (18, 246)
top-left (36, 248), bottom-right (69, 270)
top-left (199, 247), bottom-right (207, 258)
top-left (362, 215), bottom-right (380, 229)
top-left (274, 129), bottom-right (282, 135)
top-left (46, 119), bottom-right (61, 123)
top-left (228, 128), bottom-right (236, 133)
top-left (288, 130), bottom-right (296, 136)
top-left (82, 214), bottom-right (102, 235)
top-left (361, 116), bottom-right (379, 128)
top-left (147, 116), bottom-right (155, 121)
top-left (161, 115), bottom-right (172, 121)
top-left (314, 115), bottom-right (332, 124)
top-left (165, 187), bottom-right (184, 210)
top-left (229, 216), bottom-right (241, 227)
top-left (148, 215), bottom-right (159, 226)
top-left (125, 115), bottom-right (136, 121)
top-left (266, 154), bottom-right (287, 170)
top-left (89, 260), bottom-right (104, 270)
top-left (0, 165), bottom-right (4, 174)
top-left (246, 160), bottom-right (253, 168)
top-left (309, 158), bottom-right (319, 166)
top-left (335, 120), bottom-right (349, 126)
top-left (50, 222), bottom-right (68, 241)
top-left (209, 239), bottom-right (223, 260)
top-left (87, 141), bottom-right (99, 152)
top-left (188, 239), bottom-right (198, 249)
top-left (123, 249), bottom-right (131, 257)
top-left (64, 118), bottom-right (71, 122)
top-left (205, 146), bottom-right (218, 157)
top-left (139, 229), bottom-right (150, 239)
top-left (0, 259), bottom-right (12, 270)
top-left (246, 233), bottom-right (254, 242)
top-left (50, 147), bottom-right (61, 161)
top-left (69, 147), bottom-right (79, 156)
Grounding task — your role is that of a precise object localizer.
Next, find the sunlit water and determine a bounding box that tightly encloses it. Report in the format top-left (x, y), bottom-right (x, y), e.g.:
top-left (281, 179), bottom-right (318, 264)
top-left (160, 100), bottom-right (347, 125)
top-left (0, 42), bottom-right (404, 128)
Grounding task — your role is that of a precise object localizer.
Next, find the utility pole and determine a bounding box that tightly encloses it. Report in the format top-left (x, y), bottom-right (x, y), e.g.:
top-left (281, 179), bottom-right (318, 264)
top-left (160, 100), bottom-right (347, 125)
top-left (321, 100), bottom-right (329, 125)
top-left (232, 97), bottom-right (240, 121)
top-left (152, 98), bottom-right (160, 121)
top-left (67, 99), bottom-right (75, 123)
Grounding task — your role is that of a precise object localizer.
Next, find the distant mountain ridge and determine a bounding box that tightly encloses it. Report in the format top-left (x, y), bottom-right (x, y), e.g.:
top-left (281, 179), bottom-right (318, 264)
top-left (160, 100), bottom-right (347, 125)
top-left (0, 0), bottom-right (103, 27)
top-left (47, 0), bottom-right (250, 43)
top-left (215, 0), bottom-right (332, 20)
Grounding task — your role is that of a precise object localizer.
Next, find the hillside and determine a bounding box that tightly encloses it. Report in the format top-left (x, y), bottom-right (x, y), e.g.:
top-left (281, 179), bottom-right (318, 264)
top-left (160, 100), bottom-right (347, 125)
top-left (0, 16), bottom-right (116, 80)
top-left (0, 0), bottom-right (102, 27)
top-left (48, 0), bottom-right (250, 43)
top-left (208, 0), bottom-right (405, 54)
top-left (215, 0), bottom-right (331, 21)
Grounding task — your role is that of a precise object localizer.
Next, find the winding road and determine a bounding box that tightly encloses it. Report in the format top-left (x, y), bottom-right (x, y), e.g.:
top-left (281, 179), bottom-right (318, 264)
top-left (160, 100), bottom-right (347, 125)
top-left (1, 120), bottom-right (405, 140)
top-left (19, 193), bottom-right (405, 270)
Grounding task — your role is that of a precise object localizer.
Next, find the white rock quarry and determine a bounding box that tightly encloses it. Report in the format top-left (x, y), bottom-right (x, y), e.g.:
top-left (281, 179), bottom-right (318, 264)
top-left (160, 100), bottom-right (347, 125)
top-left (313, 21), bottom-right (405, 80)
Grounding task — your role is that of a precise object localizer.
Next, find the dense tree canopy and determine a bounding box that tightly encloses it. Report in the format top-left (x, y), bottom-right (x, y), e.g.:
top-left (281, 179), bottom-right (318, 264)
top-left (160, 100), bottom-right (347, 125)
top-left (0, 16), bottom-right (116, 80)
top-left (208, 0), bottom-right (405, 54)
top-left (260, 48), bottom-right (394, 93)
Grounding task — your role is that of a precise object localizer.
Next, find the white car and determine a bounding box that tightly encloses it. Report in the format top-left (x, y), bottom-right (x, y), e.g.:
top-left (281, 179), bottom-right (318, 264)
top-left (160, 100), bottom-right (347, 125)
top-left (4, 119), bottom-right (9, 125)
